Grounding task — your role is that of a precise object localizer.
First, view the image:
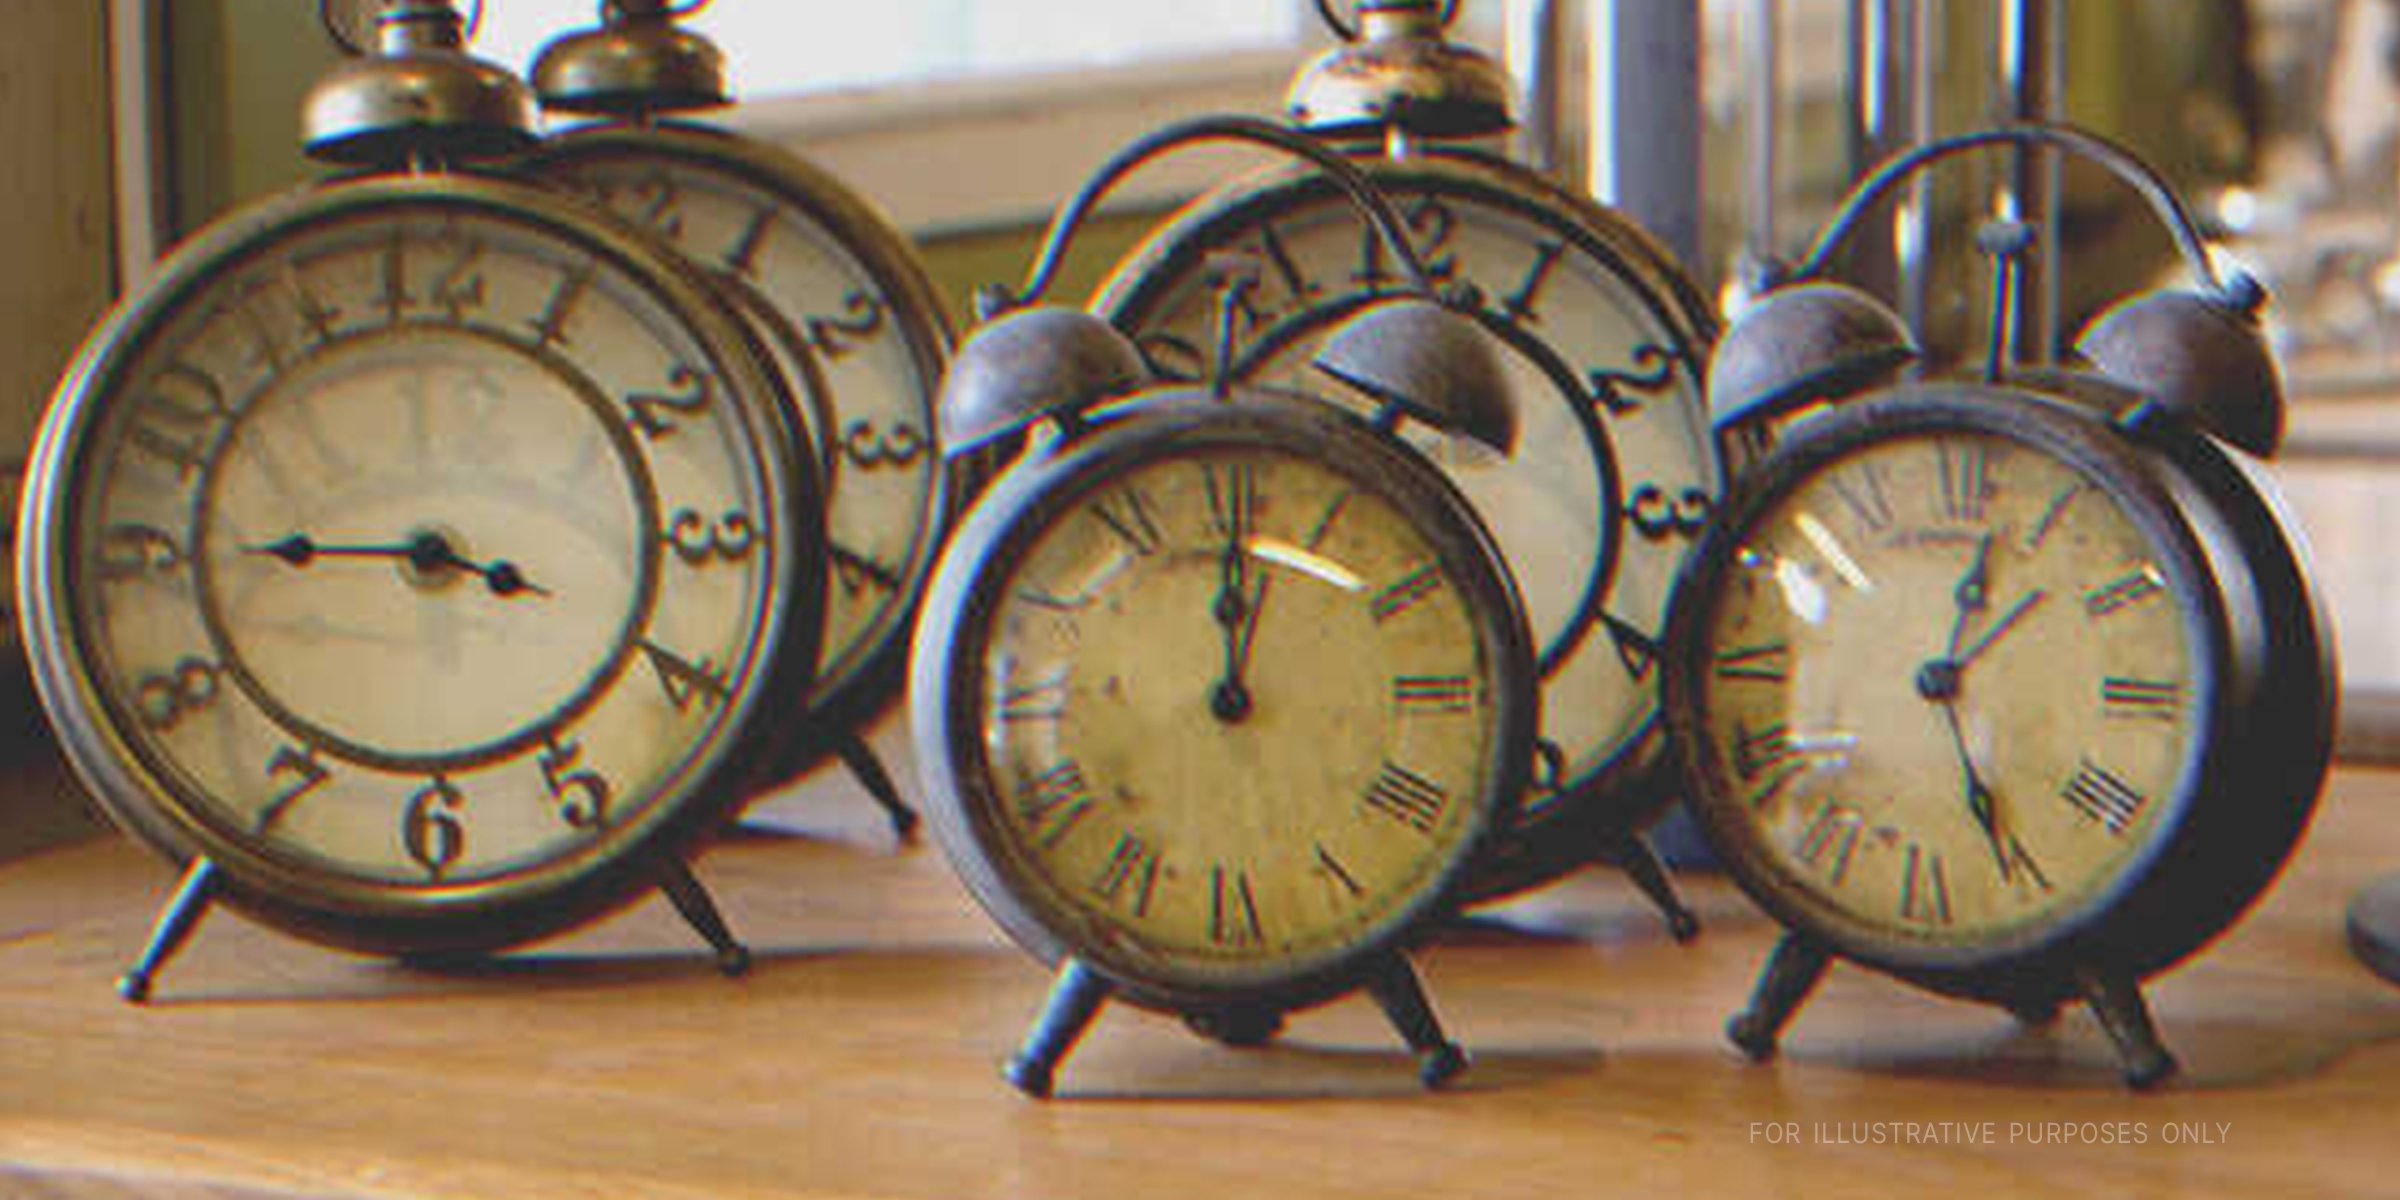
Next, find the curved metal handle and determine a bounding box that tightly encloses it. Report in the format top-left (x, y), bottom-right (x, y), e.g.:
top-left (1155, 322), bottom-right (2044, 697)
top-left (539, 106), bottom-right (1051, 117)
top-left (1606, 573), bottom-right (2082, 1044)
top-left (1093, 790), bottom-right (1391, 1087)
top-left (994, 114), bottom-right (1441, 314)
top-left (1314, 0), bottom-right (1460, 44)
top-left (1797, 122), bottom-right (2236, 302)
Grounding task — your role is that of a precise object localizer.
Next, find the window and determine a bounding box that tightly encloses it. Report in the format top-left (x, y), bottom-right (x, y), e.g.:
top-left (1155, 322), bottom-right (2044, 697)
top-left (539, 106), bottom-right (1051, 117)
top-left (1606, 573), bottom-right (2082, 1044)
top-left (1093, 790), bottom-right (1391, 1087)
top-left (474, 0), bottom-right (1311, 99)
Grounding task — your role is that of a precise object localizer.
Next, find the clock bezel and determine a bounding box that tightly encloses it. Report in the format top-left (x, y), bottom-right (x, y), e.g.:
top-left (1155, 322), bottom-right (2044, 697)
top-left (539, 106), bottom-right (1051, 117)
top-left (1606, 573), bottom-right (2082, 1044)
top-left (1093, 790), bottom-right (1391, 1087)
top-left (1663, 382), bottom-right (2332, 1003)
top-left (912, 391), bottom-right (1536, 1013)
top-left (17, 173), bottom-right (827, 958)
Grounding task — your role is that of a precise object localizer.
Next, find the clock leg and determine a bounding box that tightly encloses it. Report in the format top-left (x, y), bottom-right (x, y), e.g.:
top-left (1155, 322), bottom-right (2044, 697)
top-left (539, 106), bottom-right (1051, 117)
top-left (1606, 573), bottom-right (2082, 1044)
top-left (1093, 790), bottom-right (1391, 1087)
top-left (1007, 957), bottom-right (1111, 1099)
top-left (1726, 933), bottom-right (1831, 1062)
top-left (1605, 830), bottom-right (1701, 943)
top-left (1366, 953), bottom-right (1468, 1089)
top-left (834, 731), bottom-right (920, 842)
top-left (655, 860), bottom-right (751, 977)
top-left (2073, 967), bottom-right (2178, 1090)
top-left (118, 858), bottom-right (221, 1004)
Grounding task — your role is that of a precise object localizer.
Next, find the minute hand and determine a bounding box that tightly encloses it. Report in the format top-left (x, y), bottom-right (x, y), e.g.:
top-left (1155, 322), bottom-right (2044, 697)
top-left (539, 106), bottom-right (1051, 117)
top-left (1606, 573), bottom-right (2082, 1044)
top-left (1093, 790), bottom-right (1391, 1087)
top-left (1956, 589), bottom-right (2045, 670)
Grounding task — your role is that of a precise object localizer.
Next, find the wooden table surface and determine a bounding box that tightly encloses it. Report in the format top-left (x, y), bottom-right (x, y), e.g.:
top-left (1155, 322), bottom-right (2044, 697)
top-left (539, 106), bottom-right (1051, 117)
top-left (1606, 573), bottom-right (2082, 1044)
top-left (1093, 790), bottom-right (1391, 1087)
top-left (4, 734), bottom-right (2399, 1200)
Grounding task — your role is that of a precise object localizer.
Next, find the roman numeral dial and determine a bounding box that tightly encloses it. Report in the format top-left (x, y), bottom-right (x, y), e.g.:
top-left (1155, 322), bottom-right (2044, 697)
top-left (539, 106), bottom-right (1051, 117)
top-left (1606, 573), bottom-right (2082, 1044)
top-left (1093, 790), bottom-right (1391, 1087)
top-left (1690, 425), bottom-right (2199, 943)
top-left (966, 434), bottom-right (1518, 975)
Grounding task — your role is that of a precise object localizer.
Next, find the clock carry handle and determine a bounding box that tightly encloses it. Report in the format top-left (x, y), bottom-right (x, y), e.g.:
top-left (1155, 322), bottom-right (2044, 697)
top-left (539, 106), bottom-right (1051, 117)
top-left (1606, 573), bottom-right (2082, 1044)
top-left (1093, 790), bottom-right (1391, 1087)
top-left (943, 113), bottom-right (1514, 458)
top-left (1709, 121), bottom-right (2284, 459)
top-left (988, 113), bottom-right (1444, 316)
top-left (1790, 123), bottom-right (2231, 297)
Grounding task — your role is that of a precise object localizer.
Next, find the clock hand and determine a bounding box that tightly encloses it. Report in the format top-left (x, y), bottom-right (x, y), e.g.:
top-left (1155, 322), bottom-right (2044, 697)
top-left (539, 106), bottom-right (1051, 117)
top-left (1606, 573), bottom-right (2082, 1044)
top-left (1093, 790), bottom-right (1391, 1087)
top-left (1209, 471), bottom-right (1255, 723)
top-left (250, 532), bottom-right (550, 599)
top-left (1937, 698), bottom-right (2013, 881)
top-left (1955, 589), bottom-right (2045, 671)
top-left (1945, 533), bottom-right (1995, 657)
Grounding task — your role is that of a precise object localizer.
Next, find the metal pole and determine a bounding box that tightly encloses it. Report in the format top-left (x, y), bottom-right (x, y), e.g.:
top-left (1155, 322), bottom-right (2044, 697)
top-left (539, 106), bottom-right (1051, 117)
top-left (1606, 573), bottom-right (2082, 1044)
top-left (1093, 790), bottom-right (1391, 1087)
top-left (1741, 0), bottom-right (1779, 268)
top-left (1999, 0), bottom-right (2061, 363)
top-left (1505, 0), bottom-right (1565, 177)
top-left (1591, 0), bottom-right (1703, 270)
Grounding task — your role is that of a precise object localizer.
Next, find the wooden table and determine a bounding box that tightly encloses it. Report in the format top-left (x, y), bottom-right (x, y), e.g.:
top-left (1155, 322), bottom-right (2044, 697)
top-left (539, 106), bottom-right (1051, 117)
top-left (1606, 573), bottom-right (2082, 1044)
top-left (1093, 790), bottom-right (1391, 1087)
top-left (4, 736), bottom-right (2399, 1199)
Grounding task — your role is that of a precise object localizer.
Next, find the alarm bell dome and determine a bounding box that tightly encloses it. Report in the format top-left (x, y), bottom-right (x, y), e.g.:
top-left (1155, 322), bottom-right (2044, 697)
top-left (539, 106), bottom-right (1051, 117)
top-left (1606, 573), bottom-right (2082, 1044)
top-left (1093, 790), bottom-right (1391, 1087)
top-left (303, 0), bottom-right (538, 165)
top-left (1314, 296), bottom-right (1516, 454)
top-left (2073, 283), bottom-right (2284, 457)
top-left (939, 307), bottom-right (1153, 456)
top-left (1706, 282), bottom-right (1920, 433)
top-left (531, 0), bottom-right (730, 118)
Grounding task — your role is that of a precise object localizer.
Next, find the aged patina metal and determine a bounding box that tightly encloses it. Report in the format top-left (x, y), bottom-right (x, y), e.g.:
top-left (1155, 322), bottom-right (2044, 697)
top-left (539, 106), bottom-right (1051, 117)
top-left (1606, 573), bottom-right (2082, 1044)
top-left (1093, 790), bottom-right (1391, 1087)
top-left (531, 0), bottom-right (729, 118)
top-left (1288, 0), bottom-right (1513, 144)
top-left (303, 0), bottom-right (536, 164)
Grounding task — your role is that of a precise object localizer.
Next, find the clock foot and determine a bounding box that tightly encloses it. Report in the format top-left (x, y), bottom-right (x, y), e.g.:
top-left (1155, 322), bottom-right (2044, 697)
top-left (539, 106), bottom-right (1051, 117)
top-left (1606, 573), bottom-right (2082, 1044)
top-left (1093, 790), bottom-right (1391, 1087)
top-left (2347, 871), bottom-right (2400, 986)
top-left (1007, 957), bottom-right (1111, 1099)
top-left (1184, 1004), bottom-right (1285, 1047)
top-left (2007, 997), bottom-right (2064, 1027)
top-left (2074, 968), bottom-right (2178, 1090)
top-left (835, 732), bottom-right (919, 842)
top-left (1607, 831), bottom-right (1701, 943)
top-left (1366, 954), bottom-right (1468, 1089)
top-left (1727, 933), bottom-right (1831, 1062)
top-left (118, 859), bottom-right (221, 1004)
top-left (655, 860), bottom-right (751, 977)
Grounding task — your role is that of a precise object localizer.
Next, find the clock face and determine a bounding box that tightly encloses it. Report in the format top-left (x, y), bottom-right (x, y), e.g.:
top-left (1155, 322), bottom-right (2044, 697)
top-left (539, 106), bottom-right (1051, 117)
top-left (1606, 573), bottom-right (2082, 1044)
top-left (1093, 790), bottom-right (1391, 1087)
top-left (929, 403), bottom-right (1529, 994)
top-left (1682, 415), bottom-right (2206, 957)
top-left (1098, 153), bottom-right (1716, 879)
top-left (28, 182), bottom-right (812, 910)
top-left (536, 128), bottom-right (950, 715)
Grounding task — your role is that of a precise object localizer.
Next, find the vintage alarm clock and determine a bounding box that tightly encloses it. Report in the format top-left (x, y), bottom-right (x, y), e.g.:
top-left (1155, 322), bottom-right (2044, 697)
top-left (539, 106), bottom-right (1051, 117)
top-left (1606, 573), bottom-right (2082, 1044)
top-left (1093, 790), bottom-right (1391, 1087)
top-left (17, 0), bottom-right (824, 999)
top-left (911, 115), bottom-right (1536, 1097)
top-left (1096, 0), bottom-right (1719, 929)
top-left (1661, 124), bottom-right (2334, 1087)
top-left (524, 0), bottom-right (953, 834)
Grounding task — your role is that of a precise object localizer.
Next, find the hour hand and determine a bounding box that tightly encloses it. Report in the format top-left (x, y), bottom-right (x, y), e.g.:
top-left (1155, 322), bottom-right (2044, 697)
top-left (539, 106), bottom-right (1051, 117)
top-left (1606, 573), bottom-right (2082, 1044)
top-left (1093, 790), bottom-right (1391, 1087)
top-left (249, 532), bottom-right (548, 599)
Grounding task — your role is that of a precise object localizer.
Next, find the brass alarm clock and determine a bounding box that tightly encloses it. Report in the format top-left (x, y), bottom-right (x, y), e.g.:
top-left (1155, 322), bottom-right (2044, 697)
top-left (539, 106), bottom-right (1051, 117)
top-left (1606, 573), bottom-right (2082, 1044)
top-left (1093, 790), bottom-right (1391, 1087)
top-left (911, 116), bottom-right (1536, 1097)
top-left (1096, 0), bottom-right (1719, 929)
top-left (17, 0), bottom-right (824, 999)
top-left (1661, 125), bottom-right (2334, 1087)
top-left (523, 0), bottom-right (954, 833)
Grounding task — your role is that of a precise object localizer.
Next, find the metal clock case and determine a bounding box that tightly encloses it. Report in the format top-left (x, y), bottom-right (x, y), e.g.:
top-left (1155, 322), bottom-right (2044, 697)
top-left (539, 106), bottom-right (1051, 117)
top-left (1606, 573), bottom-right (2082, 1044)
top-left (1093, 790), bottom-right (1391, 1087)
top-left (524, 0), bottom-right (954, 832)
top-left (917, 397), bottom-right (1536, 1091)
top-left (1661, 124), bottom-right (2334, 1088)
top-left (17, 0), bottom-right (824, 1000)
top-left (1096, 0), bottom-right (1720, 926)
top-left (909, 115), bottom-right (1536, 1097)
